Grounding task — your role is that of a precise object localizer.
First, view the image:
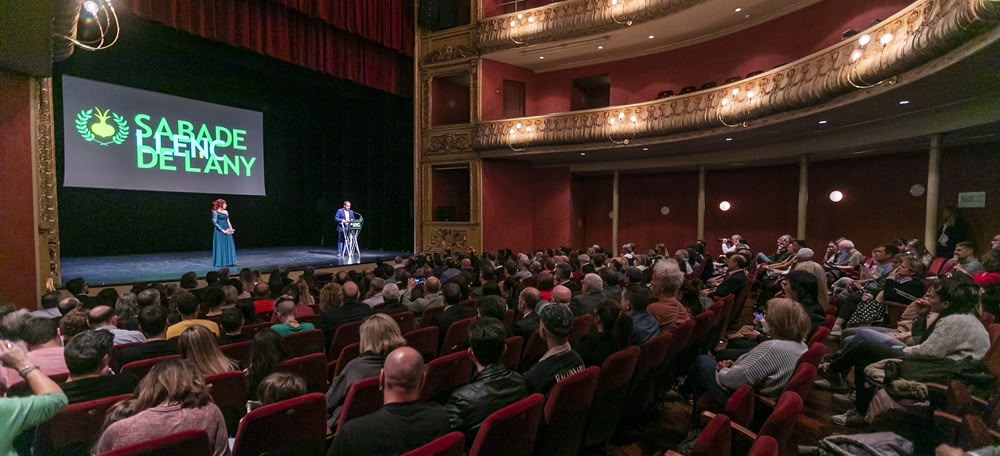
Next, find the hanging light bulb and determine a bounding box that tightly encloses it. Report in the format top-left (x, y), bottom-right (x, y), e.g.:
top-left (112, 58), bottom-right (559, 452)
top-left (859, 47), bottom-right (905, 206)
top-left (858, 34), bottom-right (871, 47)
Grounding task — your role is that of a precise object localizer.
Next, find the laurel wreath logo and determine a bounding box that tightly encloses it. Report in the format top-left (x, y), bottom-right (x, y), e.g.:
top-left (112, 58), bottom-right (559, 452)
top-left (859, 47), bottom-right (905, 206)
top-left (75, 107), bottom-right (130, 146)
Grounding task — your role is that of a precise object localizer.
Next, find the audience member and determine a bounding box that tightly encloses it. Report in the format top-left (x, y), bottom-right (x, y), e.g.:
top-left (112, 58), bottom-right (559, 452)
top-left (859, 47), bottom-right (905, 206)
top-left (647, 259), bottom-right (692, 332)
top-left (317, 282), bottom-right (343, 314)
top-left (954, 241), bottom-right (984, 275)
top-left (0, 318), bottom-right (68, 389)
top-left (88, 305), bottom-right (146, 346)
top-left (570, 273), bottom-right (604, 316)
top-left (445, 318), bottom-right (529, 444)
top-left (377, 283), bottom-right (408, 315)
top-left (318, 281), bottom-right (371, 350)
top-left (165, 291), bottom-right (220, 339)
top-left (576, 299), bottom-right (633, 367)
top-left (179, 271), bottom-right (199, 290)
top-left (270, 298), bottom-right (316, 336)
top-left (115, 292), bottom-right (141, 331)
top-left (31, 292), bottom-right (63, 320)
top-left (327, 314), bottom-right (406, 426)
top-left (328, 346), bottom-right (449, 455)
top-left (408, 277), bottom-right (443, 315)
top-left (57, 297), bottom-right (81, 318)
top-left (94, 359), bottom-right (229, 456)
top-left (476, 295), bottom-right (507, 322)
top-left (512, 287), bottom-right (541, 339)
top-left (58, 308), bottom-right (90, 341)
top-left (0, 338), bottom-right (68, 455)
top-left (625, 284), bottom-right (659, 344)
top-left (362, 277), bottom-right (387, 308)
top-left (430, 283), bottom-right (476, 344)
top-left (256, 371), bottom-right (307, 406)
top-left (178, 325), bottom-right (238, 376)
top-left (245, 329), bottom-right (287, 401)
top-left (116, 305), bottom-right (179, 368)
top-left (936, 206), bottom-right (967, 258)
top-left (252, 282), bottom-right (275, 315)
top-left (705, 254), bottom-right (748, 298)
top-left (217, 307), bottom-right (247, 345)
top-left (59, 330), bottom-right (137, 403)
top-left (524, 304), bottom-right (584, 394)
top-left (65, 277), bottom-right (96, 308)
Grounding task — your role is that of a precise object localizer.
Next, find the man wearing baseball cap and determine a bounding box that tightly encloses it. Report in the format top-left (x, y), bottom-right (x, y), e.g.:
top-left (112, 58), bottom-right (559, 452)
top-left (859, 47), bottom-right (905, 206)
top-left (524, 304), bottom-right (584, 394)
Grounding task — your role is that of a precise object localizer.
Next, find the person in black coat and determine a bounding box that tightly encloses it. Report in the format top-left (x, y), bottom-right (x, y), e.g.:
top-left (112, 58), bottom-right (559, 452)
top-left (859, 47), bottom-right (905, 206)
top-left (431, 282), bottom-right (476, 344)
top-left (318, 281), bottom-right (371, 349)
top-left (512, 287), bottom-right (541, 340)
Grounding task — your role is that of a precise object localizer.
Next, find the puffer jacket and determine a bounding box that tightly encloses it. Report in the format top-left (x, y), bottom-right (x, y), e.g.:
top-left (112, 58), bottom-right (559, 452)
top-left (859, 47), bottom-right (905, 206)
top-left (444, 363), bottom-right (530, 444)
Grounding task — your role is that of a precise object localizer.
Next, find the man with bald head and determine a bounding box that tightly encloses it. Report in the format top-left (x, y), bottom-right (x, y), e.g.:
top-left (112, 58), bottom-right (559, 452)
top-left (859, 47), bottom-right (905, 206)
top-left (513, 287), bottom-right (542, 339)
top-left (329, 347), bottom-right (450, 455)
top-left (88, 305), bottom-right (145, 345)
top-left (318, 280), bottom-right (371, 349)
top-left (538, 285), bottom-right (572, 314)
top-left (408, 276), bottom-right (443, 315)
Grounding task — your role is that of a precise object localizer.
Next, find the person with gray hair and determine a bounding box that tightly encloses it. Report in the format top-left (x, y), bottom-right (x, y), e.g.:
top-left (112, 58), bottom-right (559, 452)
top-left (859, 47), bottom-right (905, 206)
top-left (828, 239), bottom-right (863, 279)
top-left (570, 273), bottom-right (604, 316)
top-left (115, 293), bottom-right (141, 331)
top-left (363, 277), bottom-right (387, 308)
top-left (377, 283), bottom-right (407, 315)
top-left (136, 289), bottom-right (160, 309)
top-left (647, 259), bottom-right (692, 331)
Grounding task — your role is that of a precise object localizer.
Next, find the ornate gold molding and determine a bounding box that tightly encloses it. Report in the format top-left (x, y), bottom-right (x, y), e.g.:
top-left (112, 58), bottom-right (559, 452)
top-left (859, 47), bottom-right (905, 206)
top-left (478, 0), bottom-right (707, 53)
top-left (34, 78), bottom-right (60, 287)
top-left (421, 45), bottom-right (477, 66)
top-left (475, 0), bottom-right (1000, 150)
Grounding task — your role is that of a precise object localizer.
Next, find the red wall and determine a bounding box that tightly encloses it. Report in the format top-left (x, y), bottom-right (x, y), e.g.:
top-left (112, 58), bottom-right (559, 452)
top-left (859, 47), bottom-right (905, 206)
top-left (482, 0), bottom-right (911, 119)
top-left (940, 144), bottom-right (1000, 254)
top-left (481, 160), bottom-right (572, 251)
top-left (576, 175), bottom-right (615, 249)
top-left (432, 167), bottom-right (471, 221)
top-left (806, 153), bottom-right (927, 254)
top-left (0, 70), bottom-right (39, 309)
top-left (481, 59), bottom-right (537, 122)
top-left (703, 166), bottom-right (800, 257)
top-left (431, 76), bottom-right (471, 126)
top-left (619, 171), bottom-right (700, 253)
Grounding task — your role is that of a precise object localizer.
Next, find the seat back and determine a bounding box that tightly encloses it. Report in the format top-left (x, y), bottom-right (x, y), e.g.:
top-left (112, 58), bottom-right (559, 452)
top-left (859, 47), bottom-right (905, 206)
top-left (782, 362), bottom-right (818, 400)
top-left (757, 391), bottom-right (804, 448)
top-left (335, 376), bottom-right (383, 433)
top-left (205, 371), bottom-right (248, 436)
top-left (328, 320), bottom-right (363, 361)
top-left (96, 430), bottom-right (210, 456)
top-left (283, 329), bottom-right (325, 359)
top-left (939, 258), bottom-right (958, 275)
top-left (796, 342), bottom-right (826, 369)
top-left (6, 372), bottom-right (70, 396)
top-left (332, 341), bottom-right (362, 377)
top-left (502, 336), bottom-right (524, 371)
top-left (624, 331), bottom-right (672, 422)
top-left (109, 342), bottom-right (143, 372)
top-left (421, 350), bottom-right (475, 402)
top-left (220, 340), bottom-right (254, 369)
top-left (519, 330), bottom-right (547, 371)
top-left (421, 306), bottom-right (446, 328)
top-left (276, 353), bottom-right (328, 393)
top-left (725, 384), bottom-right (756, 428)
top-left (468, 393), bottom-right (545, 456)
top-left (241, 322), bottom-right (271, 339)
top-left (928, 257), bottom-right (946, 276)
top-left (585, 346), bottom-right (640, 447)
top-left (747, 435), bottom-right (779, 456)
top-left (440, 317), bottom-right (475, 355)
top-left (669, 318), bottom-right (696, 359)
top-left (569, 314), bottom-right (594, 345)
top-left (987, 323), bottom-right (1000, 346)
top-left (690, 309), bottom-right (717, 355)
top-left (231, 393), bottom-right (326, 456)
top-left (405, 326), bottom-right (440, 362)
top-left (807, 326), bottom-right (830, 347)
top-left (535, 367), bottom-right (600, 456)
top-left (401, 431), bottom-right (465, 456)
top-left (34, 393), bottom-right (133, 455)
top-left (390, 311), bottom-right (417, 334)
top-left (691, 413), bottom-right (732, 456)
top-left (503, 309), bottom-right (516, 331)
top-left (120, 355), bottom-right (181, 381)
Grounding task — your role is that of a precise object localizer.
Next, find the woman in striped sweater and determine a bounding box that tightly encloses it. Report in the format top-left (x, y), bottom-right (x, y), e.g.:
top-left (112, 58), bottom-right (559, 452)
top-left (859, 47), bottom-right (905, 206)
top-left (685, 298), bottom-right (809, 424)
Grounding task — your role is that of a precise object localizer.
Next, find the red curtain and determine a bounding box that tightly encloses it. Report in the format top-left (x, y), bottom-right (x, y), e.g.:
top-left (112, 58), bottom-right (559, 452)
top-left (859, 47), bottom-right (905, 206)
top-left (127, 0), bottom-right (413, 96)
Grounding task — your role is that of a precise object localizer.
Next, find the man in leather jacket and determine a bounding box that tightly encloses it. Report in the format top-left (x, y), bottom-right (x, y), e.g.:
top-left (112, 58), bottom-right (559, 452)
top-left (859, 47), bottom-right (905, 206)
top-left (444, 317), bottom-right (529, 446)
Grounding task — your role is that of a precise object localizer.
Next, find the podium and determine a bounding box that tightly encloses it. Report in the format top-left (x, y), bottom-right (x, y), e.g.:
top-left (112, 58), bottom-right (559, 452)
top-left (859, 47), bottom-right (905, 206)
top-left (341, 218), bottom-right (363, 258)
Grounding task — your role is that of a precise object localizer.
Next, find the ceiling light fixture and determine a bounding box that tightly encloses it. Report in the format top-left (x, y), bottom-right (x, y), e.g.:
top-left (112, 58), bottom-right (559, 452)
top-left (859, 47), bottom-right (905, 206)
top-left (597, 45), bottom-right (604, 49)
top-left (538, 56), bottom-right (545, 59)
top-left (734, 7), bottom-right (742, 12)
top-left (642, 147), bottom-right (648, 151)
top-left (63, 0), bottom-right (121, 51)
top-left (818, 120), bottom-right (828, 124)
top-left (725, 137), bottom-right (733, 141)
top-left (648, 35), bottom-right (655, 39)
top-left (608, 110), bottom-right (640, 145)
top-left (899, 100), bottom-right (910, 105)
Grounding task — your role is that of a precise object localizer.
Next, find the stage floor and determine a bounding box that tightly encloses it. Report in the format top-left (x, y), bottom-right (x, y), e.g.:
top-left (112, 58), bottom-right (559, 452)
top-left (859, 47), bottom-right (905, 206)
top-left (62, 246), bottom-right (410, 286)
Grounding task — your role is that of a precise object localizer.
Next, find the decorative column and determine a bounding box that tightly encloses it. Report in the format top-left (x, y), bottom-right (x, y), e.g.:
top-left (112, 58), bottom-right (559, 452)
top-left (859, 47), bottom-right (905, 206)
top-left (612, 170), bottom-right (620, 256)
top-left (697, 165), bottom-right (706, 240)
top-left (925, 135), bottom-right (941, 250)
top-left (797, 155), bottom-right (808, 239)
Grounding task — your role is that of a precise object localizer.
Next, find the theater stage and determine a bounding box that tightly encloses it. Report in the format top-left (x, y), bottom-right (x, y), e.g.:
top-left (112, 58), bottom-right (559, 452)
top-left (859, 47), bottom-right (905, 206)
top-left (62, 246), bottom-right (411, 286)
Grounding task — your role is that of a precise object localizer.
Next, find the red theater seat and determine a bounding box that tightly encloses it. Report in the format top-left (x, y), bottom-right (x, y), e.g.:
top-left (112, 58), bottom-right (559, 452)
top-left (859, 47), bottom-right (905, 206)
top-left (282, 329), bottom-right (325, 358)
top-left (96, 430), bottom-right (210, 456)
top-left (331, 341), bottom-right (362, 378)
top-left (120, 355), bottom-right (180, 381)
top-left (276, 353), bottom-right (328, 393)
top-left (328, 320), bottom-right (363, 361)
top-left (519, 330), bottom-right (547, 372)
top-left (335, 376), bottom-right (383, 433)
top-left (440, 317), bottom-right (475, 355)
top-left (205, 371), bottom-right (248, 436)
top-left (390, 311), bottom-right (417, 334)
top-left (421, 306), bottom-right (445, 328)
top-left (584, 346), bottom-right (640, 449)
top-left (405, 326), bottom-right (440, 362)
top-left (402, 431), bottom-right (465, 456)
top-left (502, 336), bottom-right (523, 371)
top-left (569, 314), bottom-right (594, 345)
top-left (421, 350), bottom-right (475, 403)
top-left (232, 393), bottom-right (326, 456)
top-left (535, 366), bottom-right (600, 456)
top-left (35, 393), bottom-right (133, 455)
top-left (219, 340), bottom-right (253, 369)
top-left (468, 393), bottom-right (545, 456)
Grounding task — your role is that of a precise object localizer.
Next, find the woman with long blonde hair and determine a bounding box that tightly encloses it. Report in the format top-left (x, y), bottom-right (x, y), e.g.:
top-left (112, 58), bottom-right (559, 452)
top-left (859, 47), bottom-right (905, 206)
top-left (178, 325), bottom-right (238, 376)
top-left (95, 359), bottom-right (230, 455)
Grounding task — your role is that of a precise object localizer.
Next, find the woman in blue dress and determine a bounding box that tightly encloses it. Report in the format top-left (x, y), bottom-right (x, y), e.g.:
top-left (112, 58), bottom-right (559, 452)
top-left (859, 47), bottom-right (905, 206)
top-left (211, 198), bottom-right (237, 267)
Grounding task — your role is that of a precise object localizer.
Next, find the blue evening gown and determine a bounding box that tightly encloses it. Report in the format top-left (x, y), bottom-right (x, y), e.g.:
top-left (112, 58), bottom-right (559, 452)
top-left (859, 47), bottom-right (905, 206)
top-left (212, 210), bottom-right (237, 267)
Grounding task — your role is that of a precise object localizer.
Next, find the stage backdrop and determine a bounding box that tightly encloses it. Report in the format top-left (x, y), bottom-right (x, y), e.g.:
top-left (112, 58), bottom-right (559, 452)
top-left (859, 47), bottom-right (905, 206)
top-left (55, 15), bottom-right (413, 258)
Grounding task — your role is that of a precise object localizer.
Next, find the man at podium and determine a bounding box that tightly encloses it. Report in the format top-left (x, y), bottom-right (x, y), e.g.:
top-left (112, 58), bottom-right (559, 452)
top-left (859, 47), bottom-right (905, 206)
top-left (334, 200), bottom-right (356, 256)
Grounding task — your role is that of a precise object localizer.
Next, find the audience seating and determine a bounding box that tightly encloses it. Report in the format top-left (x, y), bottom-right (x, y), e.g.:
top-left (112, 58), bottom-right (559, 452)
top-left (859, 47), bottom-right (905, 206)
top-left (689, 309), bottom-right (717, 357)
top-left (283, 329), bottom-right (325, 358)
top-left (747, 435), bottom-right (780, 456)
top-left (724, 75), bottom-right (742, 83)
top-left (335, 376), bottom-right (383, 433)
top-left (241, 322), bottom-right (271, 339)
top-left (807, 326), bottom-right (830, 347)
top-left (33, 393), bottom-right (133, 456)
top-left (6, 372), bottom-right (70, 396)
top-left (656, 90), bottom-right (675, 99)
top-left (330, 341), bottom-right (362, 378)
top-left (405, 326), bottom-right (440, 361)
top-left (569, 314), bottom-right (594, 345)
top-left (255, 311), bottom-right (274, 323)
top-left (705, 391), bottom-right (803, 456)
top-left (277, 353), bottom-right (328, 393)
top-left (121, 355), bottom-right (181, 381)
top-left (421, 306), bottom-right (446, 328)
top-left (401, 431), bottom-right (465, 456)
top-left (796, 342), bottom-right (827, 369)
top-left (665, 413), bottom-right (732, 456)
top-left (502, 336), bottom-right (523, 371)
top-left (109, 342), bottom-right (143, 372)
top-left (988, 323), bottom-right (1000, 346)
top-left (96, 430), bottom-right (210, 456)
top-left (231, 392), bottom-right (326, 456)
top-left (205, 371), bottom-right (249, 436)
top-left (724, 384), bottom-right (757, 428)
top-left (519, 330), bottom-right (547, 372)
top-left (390, 311), bottom-right (417, 334)
top-left (468, 393), bottom-right (545, 456)
top-left (328, 320), bottom-right (363, 361)
top-left (503, 309), bottom-right (516, 331)
top-left (421, 350), bottom-right (475, 403)
top-left (440, 317), bottom-right (475, 355)
top-left (624, 331), bottom-right (672, 423)
top-left (534, 366), bottom-right (600, 456)
top-left (584, 345), bottom-right (640, 449)
top-left (679, 86), bottom-right (697, 94)
top-left (219, 340), bottom-right (254, 369)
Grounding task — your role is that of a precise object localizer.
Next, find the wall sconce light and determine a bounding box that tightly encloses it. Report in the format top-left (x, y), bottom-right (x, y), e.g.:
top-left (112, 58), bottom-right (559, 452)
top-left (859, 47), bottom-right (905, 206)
top-left (610, 0), bottom-right (637, 26)
top-left (508, 12), bottom-right (540, 45)
top-left (62, 0), bottom-right (121, 51)
top-left (718, 86), bottom-right (754, 128)
top-left (506, 121), bottom-right (534, 151)
top-left (608, 110), bottom-right (639, 145)
top-left (847, 32), bottom-right (899, 89)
